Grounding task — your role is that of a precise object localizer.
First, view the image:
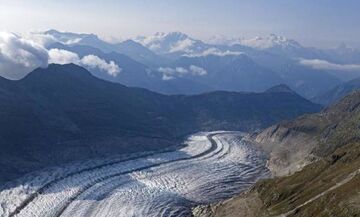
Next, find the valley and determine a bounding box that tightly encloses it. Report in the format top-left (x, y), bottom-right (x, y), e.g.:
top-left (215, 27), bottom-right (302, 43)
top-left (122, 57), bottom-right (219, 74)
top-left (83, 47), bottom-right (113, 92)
top-left (2, 3), bottom-right (360, 216)
top-left (0, 64), bottom-right (320, 184)
top-left (0, 132), bottom-right (269, 217)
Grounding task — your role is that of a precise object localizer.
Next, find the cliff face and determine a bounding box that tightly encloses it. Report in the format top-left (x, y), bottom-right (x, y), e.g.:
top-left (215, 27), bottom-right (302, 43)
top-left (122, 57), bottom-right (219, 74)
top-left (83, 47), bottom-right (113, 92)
top-left (193, 91), bottom-right (360, 217)
top-left (253, 123), bottom-right (317, 176)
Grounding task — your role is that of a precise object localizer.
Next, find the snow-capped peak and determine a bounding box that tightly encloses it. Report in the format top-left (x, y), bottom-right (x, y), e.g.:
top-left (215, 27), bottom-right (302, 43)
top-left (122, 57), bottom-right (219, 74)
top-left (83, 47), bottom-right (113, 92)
top-left (238, 34), bottom-right (302, 50)
top-left (44, 29), bottom-right (99, 45)
top-left (137, 32), bottom-right (190, 45)
top-left (135, 32), bottom-right (203, 54)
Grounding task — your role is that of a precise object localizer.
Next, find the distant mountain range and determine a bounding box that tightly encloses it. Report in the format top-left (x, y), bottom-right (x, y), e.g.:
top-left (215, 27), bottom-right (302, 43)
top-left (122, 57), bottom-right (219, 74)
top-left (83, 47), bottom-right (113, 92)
top-left (42, 30), bottom-right (360, 99)
top-left (0, 64), bottom-right (321, 184)
top-left (45, 30), bottom-right (169, 67)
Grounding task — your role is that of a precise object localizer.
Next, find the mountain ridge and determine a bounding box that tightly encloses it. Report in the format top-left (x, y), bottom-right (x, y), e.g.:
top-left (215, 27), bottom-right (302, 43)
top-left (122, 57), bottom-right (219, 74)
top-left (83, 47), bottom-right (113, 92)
top-left (41, 29), bottom-right (360, 98)
top-left (0, 64), bottom-right (321, 185)
top-left (312, 76), bottom-right (360, 105)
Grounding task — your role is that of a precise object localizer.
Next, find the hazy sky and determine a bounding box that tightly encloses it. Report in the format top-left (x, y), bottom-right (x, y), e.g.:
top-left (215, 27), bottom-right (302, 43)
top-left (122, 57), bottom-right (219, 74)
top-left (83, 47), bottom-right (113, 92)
top-left (1, 0), bottom-right (359, 48)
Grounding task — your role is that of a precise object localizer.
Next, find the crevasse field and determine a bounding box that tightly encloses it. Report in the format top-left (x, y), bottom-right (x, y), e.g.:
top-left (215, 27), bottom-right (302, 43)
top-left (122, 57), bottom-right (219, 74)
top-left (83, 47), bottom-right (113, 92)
top-left (0, 131), bottom-right (269, 217)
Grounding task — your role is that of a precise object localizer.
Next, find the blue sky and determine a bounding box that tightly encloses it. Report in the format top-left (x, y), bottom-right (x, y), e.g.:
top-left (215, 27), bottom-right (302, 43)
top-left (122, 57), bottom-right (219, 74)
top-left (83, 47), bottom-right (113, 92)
top-left (1, 0), bottom-right (359, 48)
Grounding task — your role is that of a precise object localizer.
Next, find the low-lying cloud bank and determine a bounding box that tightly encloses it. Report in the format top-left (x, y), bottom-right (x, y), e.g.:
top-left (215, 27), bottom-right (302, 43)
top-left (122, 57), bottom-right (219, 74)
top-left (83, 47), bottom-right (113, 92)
top-left (183, 48), bottom-right (243, 57)
top-left (0, 31), bottom-right (121, 79)
top-left (169, 38), bottom-right (195, 53)
top-left (158, 65), bottom-right (207, 80)
top-left (300, 58), bottom-right (360, 71)
top-left (49, 49), bottom-right (121, 77)
top-left (81, 55), bottom-right (120, 77)
top-left (0, 32), bottom-right (48, 79)
top-left (48, 49), bottom-right (79, 65)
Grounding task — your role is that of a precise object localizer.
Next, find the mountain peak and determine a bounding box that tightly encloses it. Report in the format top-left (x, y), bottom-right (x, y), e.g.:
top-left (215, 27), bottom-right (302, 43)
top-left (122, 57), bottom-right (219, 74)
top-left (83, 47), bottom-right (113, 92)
top-left (48, 63), bottom-right (88, 71)
top-left (121, 39), bottom-right (139, 44)
top-left (265, 84), bottom-right (294, 93)
top-left (166, 31), bottom-right (189, 38)
top-left (154, 31), bottom-right (189, 39)
top-left (44, 29), bottom-right (99, 43)
top-left (45, 29), bottom-right (61, 35)
top-left (239, 34), bottom-right (302, 50)
top-left (117, 39), bottom-right (148, 49)
top-left (23, 63), bottom-right (93, 82)
top-left (45, 29), bottom-right (96, 37)
top-left (135, 31), bottom-right (198, 54)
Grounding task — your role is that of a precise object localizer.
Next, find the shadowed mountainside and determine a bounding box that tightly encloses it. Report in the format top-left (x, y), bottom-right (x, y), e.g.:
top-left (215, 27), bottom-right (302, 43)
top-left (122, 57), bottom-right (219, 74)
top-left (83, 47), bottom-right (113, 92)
top-left (0, 64), bottom-right (321, 184)
top-left (312, 76), bottom-right (360, 106)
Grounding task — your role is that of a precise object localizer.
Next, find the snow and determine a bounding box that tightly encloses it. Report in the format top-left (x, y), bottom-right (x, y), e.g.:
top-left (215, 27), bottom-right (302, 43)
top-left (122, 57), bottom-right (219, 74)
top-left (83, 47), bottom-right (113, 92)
top-left (206, 34), bottom-right (302, 50)
top-left (0, 131), bottom-right (269, 217)
top-left (135, 32), bottom-right (200, 54)
top-left (238, 34), bottom-right (301, 50)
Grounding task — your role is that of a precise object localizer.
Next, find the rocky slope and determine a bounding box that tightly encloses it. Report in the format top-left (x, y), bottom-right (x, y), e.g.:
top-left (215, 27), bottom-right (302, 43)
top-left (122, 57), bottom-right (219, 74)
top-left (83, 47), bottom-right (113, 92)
top-left (254, 90), bottom-right (360, 176)
top-left (193, 142), bottom-right (360, 217)
top-left (193, 90), bottom-right (360, 217)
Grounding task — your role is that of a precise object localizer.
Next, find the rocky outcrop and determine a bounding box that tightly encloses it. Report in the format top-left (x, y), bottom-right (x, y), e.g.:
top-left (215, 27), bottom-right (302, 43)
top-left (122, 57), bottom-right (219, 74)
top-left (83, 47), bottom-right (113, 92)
top-left (252, 90), bottom-right (360, 176)
top-left (192, 190), bottom-right (269, 217)
top-left (253, 124), bottom-right (317, 176)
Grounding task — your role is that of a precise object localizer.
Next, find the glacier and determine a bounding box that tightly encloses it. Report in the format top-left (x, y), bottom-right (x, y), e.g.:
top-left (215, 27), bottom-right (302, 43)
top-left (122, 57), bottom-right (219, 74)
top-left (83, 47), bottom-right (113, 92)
top-left (0, 131), bottom-right (269, 217)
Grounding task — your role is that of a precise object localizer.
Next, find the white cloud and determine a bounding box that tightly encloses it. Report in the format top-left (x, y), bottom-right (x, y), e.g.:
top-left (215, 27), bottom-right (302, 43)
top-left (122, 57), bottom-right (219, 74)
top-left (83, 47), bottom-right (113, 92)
top-left (136, 34), bottom-right (162, 47)
top-left (81, 55), bottom-right (121, 77)
top-left (64, 38), bottom-right (82, 45)
top-left (25, 31), bottom-right (81, 47)
top-left (162, 74), bottom-right (175, 81)
top-left (189, 65), bottom-right (207, 75)
top-left (0, 31), bottom-right (49, 79)
top-left (158, 67), bottom-right (176, 80)
top-left (25, 32), bottom-right (58, 47)
top-left (238, 34), bottom-right (300, 49)
top-left (0, 31), bottom-right (121, 79)
top-left (184, 47), bottom-right (243, 57)
top-left (48, 49), bottom-right (80, 65)
top-left (158, 65), bottom-right (206, 80)
top-left (135, 33), bottom-right (166, 53)
top-left (135, 32), bottom-right (199, 54)
top-left (299, 59), bottom-right (360, 71)
top-left (148, 43), bottom-right (161, 51)
top-left (48, 49), bottom-right (122, 77)
top-left (169, 38), bottom-right (195, 53)
top-left (175, 67), bottom-right (188, 75)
